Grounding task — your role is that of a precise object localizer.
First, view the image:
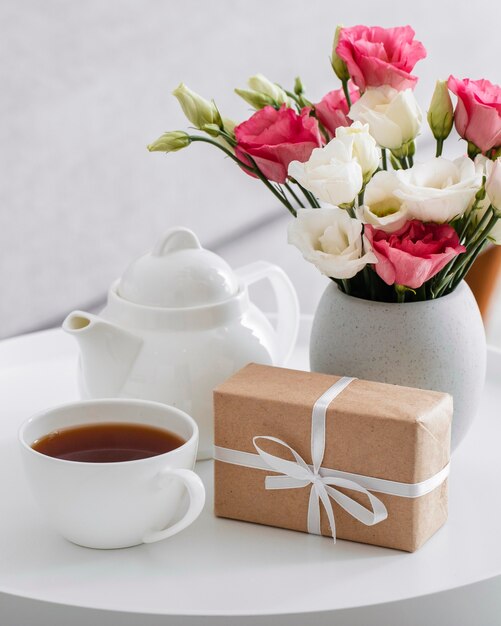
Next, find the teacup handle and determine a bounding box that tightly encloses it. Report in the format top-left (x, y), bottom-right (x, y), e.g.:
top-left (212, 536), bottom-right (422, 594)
top-left (142, 468), bottom-right (206, 544)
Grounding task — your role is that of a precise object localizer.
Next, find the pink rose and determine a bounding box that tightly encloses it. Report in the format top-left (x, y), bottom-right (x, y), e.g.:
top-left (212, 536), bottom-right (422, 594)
top-left (314, 84), bottom-right (360, 138)
top-left (365, 220), bottom-right (465, 289)
top-left (447, 76), bottom-right (501, 154)
top-left (336, 25), bottom-right (426, 92)
top-left (235, 105), bottom-right (322, 183)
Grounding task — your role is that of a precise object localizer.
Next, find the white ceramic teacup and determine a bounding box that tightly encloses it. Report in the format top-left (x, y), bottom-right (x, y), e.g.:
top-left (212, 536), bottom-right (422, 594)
top-left (18, 398), bottom-right (205, 549)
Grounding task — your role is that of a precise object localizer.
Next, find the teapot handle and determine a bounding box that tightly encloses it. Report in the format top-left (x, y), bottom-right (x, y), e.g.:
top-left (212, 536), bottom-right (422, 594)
top-left (236, 261), bottom-right (299, 365)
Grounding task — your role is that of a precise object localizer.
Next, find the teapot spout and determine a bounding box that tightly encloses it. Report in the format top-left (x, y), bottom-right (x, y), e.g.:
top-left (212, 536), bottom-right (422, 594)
top-left (63, 311), bottom-right (142, 397)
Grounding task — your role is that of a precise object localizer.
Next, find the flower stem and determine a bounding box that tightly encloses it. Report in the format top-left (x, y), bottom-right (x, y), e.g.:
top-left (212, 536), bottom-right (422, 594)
top-left (296, 182), bottom-right (320, 208)
top-left (395, 285), bottom-right (406, 303)
top-left (239, 151), bottom-right (298, 217)
top-left (284, 90), bottom-right (303, 114)
top-left (284, 182), bottom-right (305, 208)
top-left (382, 149), bottom-right (388, 171)
top-left (331, 277), bottom-right (345, 292)
top-left (434, 207), bottom-right (497, 297)
top-left (468, 204), bottom-right (495, 247)
top-left (189, 136), bottom-right (252, 169)
top-left (261, 182), bottom-right (297, 217)
top-left (345, 203), bottom-right (356, 219)
top-left (272, 183), bottom-right (288, 202)
top-left (432, 204), bottom-right (491, 297)
top-left (430, 256), bottom-right (458, 298)
top-left (342, 279), bottom-right (351, 295)
top-left (416, 285), bottom-right (426, 301)
top-left (436, 138), bottom-right (444, 158)
top-left (256, 180), bottom-right (296, 217)
top-left (188, 135), bottom-right (300, 217)
top-left (342, 79), bottom-right (352, 109)
top-left (448, 212), bottom-right (499, 292)
top-left (218, 129), bottom-right (237, 147)
top-left (458, 206), bottom-right (478, 244)
top-left (362, 265), bottom-right (373, 298)
top-left (451, 241), bottom-right (488, 289)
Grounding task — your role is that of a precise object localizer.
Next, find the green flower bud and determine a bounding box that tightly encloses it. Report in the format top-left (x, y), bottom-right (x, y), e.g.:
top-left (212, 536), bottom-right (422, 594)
top-left (172, 83), bottom-right (219, 129)
top-left (147, 131), bottom-right (191, 153)
top-left (475, 183), bottom-right (487, 202)
top-left (331, 25), bottom-right (350, 82)
top-left (427, 81), bottom-right (454, 142)
top-left (234, 88), bottom-right (275, 110)
top-left (294, 76), bottom-right (304, 96)
top-left (247, 73), bottom-right (289, 106)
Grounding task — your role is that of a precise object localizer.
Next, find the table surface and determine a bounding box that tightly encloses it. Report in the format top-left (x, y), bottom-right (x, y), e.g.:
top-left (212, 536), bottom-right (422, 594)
top-left (1, 321), bottom-right (501, 623)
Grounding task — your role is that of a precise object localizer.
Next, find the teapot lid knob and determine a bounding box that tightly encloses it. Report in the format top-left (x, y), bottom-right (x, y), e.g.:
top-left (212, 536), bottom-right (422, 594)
top-left (152, 228), bottom-right (202, 256)
top-left (117, 226), bottom-right (239, 308)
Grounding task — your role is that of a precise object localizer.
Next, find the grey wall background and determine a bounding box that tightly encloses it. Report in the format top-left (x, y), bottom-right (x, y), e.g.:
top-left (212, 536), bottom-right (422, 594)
top-left (2, 0), bottom-right (501, 340)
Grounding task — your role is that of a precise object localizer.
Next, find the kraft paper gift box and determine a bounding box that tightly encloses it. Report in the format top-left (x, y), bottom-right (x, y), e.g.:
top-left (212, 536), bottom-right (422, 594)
top-left (213, 363), bottom-right (452, 552)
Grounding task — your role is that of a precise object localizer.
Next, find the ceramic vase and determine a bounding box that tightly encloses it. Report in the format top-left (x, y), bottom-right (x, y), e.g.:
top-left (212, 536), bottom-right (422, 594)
top-left (310, 281), bottom-right (486, 450)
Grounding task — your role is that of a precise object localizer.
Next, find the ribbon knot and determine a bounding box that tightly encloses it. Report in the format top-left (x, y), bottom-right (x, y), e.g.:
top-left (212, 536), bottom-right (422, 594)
top-left (252, 376), bottom-right (388, 542)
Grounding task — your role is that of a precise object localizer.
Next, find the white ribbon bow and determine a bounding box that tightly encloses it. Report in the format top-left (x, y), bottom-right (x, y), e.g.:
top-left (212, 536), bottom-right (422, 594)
top-left (252, 377), bottom-right (388, 541)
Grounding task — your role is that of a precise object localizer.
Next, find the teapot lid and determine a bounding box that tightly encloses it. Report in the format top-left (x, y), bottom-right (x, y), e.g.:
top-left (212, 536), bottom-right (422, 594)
top-left (117, 227), bottom-right (239, 308)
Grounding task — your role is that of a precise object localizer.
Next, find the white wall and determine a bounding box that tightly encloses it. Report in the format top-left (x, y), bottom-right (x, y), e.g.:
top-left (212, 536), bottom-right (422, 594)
top-left (1, 0), bottom-right (500, 337)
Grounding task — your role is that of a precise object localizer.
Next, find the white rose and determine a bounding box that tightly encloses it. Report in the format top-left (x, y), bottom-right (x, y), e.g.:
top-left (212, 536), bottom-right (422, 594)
top-left (349, 86), bottom-right (422, 151)
top-left (335, 122), bottom-right (380, 183)
top-left (288, 138), bottom-right (363, 206)
top-left (394, 156), bottom-right (481, 223)
top-left (287, 207), bottom-right (377, 279)
top-left (358, 170), bottom-right (408, 232)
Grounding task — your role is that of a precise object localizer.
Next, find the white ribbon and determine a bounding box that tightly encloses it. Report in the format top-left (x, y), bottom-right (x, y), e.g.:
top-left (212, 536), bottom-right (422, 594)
top-left (214, 377), bottom-right (449, 541)
top-left (251, 377), bottom-right (388, 541)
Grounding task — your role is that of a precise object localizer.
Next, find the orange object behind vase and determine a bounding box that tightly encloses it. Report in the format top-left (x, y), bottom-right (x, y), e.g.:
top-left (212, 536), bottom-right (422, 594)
top-left (466, 247), bottom-right (501, 322)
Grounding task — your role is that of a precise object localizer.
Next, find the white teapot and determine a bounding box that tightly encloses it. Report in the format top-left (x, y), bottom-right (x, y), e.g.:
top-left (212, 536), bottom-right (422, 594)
top-left (63, 227), bottom-right (299, 459)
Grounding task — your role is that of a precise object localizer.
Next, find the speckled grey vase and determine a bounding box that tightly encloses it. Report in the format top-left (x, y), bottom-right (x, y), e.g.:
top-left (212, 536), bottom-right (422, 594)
top-left (310, 281), bottom-right (486, 450)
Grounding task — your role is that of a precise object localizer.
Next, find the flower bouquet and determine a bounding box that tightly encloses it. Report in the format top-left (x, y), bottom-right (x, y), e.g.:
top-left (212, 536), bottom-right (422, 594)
top-left (148, 24), bottom-right (501, 304)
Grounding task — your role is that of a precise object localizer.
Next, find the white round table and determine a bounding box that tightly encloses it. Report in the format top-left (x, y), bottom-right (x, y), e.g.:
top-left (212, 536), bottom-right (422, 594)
top-left (0, 321), bottom-right (500, 626)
